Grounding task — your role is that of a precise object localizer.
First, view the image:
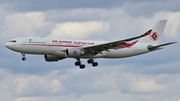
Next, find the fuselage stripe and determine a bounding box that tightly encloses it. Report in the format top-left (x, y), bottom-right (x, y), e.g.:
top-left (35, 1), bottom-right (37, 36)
top-left (21, 40), bottom-right (138, 49)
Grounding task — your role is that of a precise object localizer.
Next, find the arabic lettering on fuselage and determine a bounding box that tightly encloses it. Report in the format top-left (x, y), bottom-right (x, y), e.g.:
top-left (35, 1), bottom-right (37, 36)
top-left (52, 40), bottom-right (94, 45)
top-left (74, 42), bottom-right (94, 45)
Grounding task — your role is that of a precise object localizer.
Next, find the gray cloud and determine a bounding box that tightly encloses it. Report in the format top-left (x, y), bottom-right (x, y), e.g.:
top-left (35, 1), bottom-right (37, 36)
top-left (0, 0), bottom-right (159, 11)
top-left (1, 0), bottom-right (179, 17)
top-left (1, 66), bottom-right (180, 101)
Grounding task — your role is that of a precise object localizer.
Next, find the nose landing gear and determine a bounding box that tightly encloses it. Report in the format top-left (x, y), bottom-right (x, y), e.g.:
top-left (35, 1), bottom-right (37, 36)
top-left (21, 53), bottom-right (26, 61)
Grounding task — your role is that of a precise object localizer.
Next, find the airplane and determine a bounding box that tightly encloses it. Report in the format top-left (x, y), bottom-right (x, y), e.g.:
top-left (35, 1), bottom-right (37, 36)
top-left (5, 20), bottom-right (176, 69)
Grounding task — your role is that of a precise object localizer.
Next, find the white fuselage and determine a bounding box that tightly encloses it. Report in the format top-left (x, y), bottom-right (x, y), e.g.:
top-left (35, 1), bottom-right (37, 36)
top-left (5, 37), bottom-right (150, 59)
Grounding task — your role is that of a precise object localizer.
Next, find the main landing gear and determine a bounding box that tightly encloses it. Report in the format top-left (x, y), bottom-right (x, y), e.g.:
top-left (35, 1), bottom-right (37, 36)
top-left (87, 59), bottom-right (98, 67)
top-left (21, 53), bottom-right (26, 61)
top-left (75, 58), bottom-right (98, 69)
top-left (75, 59), bottom-right (85, 69)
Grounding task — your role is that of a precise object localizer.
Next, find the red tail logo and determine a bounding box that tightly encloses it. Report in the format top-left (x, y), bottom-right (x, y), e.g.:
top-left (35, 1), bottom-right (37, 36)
top-left (150, 32), bottom-right (159, 41)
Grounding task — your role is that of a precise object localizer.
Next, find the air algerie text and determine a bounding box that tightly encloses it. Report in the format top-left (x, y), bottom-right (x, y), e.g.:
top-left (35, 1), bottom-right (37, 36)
top-left (52, 40), bottom-right (94, 45)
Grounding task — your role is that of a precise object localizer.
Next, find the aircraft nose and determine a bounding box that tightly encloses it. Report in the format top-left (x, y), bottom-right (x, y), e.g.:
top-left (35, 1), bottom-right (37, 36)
top-left (5, 43), bottom-right (10, 48)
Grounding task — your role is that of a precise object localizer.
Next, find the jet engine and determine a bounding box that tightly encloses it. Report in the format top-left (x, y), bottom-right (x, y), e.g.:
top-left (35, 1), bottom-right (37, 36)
top-left (66, 48), bottom-right (83, 58)
top-left (44, 55), bottom-right (63, 62)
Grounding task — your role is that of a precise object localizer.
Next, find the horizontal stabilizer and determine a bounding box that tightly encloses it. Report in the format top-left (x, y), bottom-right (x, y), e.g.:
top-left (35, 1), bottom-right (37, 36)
top-left (147, 42), bottom-right (177, 51)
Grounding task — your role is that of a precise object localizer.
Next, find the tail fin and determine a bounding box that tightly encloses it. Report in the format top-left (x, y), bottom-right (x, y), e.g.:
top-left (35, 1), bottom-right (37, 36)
top-left (138, 20), bottom-right (167, 45)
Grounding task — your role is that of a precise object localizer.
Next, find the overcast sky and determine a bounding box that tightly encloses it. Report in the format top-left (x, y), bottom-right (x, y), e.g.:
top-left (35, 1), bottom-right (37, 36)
top-left (0, 0), bottom-right (180, 101)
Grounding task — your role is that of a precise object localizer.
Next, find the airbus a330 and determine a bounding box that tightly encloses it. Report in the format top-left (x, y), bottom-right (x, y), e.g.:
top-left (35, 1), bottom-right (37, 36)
top-left (5, 20), bottom-right (176, 69)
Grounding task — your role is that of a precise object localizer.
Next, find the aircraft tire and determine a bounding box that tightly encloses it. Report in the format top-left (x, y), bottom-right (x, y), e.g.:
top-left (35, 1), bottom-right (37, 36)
top-left (87, 59), bottom-right (93, 64)
top-left (92, 62), bottom-right (98, 67)
top-left (22, 57), bottom-right (26, 61)
top-left (75, 62), bottom-right (81, 66)
top-left (80, 64), bottom-right (85, 69)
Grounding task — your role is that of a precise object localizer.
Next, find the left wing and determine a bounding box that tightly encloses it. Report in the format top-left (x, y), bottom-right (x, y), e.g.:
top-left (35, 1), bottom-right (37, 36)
top-left (82, 29), bottom-right (152, 55)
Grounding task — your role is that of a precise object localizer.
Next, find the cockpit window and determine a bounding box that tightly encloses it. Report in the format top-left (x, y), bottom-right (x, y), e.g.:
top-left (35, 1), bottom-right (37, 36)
top-left (9, 40), bottom-right (16, 43)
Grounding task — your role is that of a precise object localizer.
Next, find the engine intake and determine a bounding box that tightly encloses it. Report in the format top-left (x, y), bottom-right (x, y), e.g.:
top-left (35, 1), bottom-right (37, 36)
top-left (44, 55), bottom-right (63, 62)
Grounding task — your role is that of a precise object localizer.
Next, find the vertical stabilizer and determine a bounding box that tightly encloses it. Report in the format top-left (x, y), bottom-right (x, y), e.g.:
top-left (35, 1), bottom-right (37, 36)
top-left (138, 20), bottom-right (167, 45)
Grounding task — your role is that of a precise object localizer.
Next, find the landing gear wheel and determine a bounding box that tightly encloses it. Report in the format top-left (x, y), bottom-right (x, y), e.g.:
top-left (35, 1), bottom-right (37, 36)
top-left (22, 57), bottom-right (26, 61)
top-left (75, 59), bottom-right (86, 69)
top-left (80, 64), bottom-right (85, 69)
top-left (92, 62), bottom-right (98, 67)
top-left (75, 62), bottom-right (81, 66)
top-left (87, 59), bottom-right (93, 64)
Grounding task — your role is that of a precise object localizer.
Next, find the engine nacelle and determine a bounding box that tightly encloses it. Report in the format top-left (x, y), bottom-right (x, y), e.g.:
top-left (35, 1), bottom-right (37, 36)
top-left (66, 48), bottom-right (82, 58)
top-left (44, 55), bottom-right (63, 62)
